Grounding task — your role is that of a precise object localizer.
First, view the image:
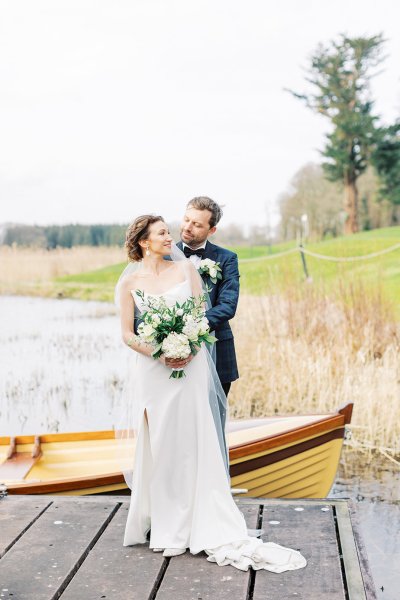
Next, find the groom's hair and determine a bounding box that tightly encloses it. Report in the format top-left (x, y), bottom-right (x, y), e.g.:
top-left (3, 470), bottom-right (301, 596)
top-left (187, 197), bottom-right (223, 228)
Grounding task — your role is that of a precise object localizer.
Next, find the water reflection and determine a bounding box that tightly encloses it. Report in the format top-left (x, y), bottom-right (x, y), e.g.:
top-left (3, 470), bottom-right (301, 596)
top-left (0, 295), bottom-right (125, 435)
top-left (331, 449), bottom-right (400, 600)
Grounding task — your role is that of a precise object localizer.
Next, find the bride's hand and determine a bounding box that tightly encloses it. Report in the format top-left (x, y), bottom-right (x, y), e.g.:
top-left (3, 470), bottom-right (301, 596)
top-left (162, 355), bottom-right (194, 369)
top-left (158, 356), bottom-right (179, 367)
top-left (164, 357), bottom-right (189, 368)
top-left (158, 356), bottom-right (173, 367)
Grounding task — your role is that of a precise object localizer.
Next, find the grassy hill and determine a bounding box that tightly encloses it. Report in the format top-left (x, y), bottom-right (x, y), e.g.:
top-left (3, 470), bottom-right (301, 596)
top-left (238, 227), bottom-right (400, 301)
top-left (55, 226), bottom-right (400, 310)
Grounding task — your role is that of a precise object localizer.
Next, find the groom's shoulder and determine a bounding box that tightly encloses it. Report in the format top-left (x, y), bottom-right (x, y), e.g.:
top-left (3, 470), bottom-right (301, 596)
top-left (207, 241), bottom-right (237, 261)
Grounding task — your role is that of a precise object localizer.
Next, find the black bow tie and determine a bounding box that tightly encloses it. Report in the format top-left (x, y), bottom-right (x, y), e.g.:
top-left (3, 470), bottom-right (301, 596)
top-left (183, 246), bottom-right (206, 259)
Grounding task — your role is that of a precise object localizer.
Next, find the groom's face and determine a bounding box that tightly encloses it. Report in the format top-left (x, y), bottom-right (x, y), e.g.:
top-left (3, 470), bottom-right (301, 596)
top-left (180, 207), bottom-right (216, 248)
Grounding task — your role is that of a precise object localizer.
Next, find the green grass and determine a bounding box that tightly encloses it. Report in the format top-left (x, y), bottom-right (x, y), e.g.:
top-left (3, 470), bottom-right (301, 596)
top-left (60, 263), bottom-right (124, 285)
top-left (226, 241), bottom-right (297, 259)
top-left (237, 227), bottom-right (400, 307)
top-left (52, 263), bottom-right (123, 301)
top-left (54, 226), bottom-right (400, 310)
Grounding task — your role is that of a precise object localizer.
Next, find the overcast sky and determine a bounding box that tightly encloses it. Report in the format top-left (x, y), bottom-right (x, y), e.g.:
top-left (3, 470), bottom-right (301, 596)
top-left (0, 0), bottom-right (399, 230)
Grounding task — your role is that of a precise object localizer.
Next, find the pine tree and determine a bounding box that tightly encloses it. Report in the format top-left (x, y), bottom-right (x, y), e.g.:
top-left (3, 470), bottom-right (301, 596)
top-left (289, 34), bottom-right (385, 234)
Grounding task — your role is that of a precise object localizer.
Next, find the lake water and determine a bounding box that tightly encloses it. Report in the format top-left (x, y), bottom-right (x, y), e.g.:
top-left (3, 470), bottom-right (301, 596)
top-left (331, 451), bottom-right (400, 600)
top-left (0, 295), bottom-right (125, 435)
top-left (0, 295), bottom-right (399, 599)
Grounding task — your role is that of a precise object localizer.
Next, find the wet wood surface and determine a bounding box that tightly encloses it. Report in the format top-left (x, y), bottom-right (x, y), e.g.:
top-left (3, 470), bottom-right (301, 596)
top-left (0, 496), bottom-right (375, 600)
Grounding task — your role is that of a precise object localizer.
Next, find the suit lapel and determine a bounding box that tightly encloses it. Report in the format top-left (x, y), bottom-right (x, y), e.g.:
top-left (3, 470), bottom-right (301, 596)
top-left (203, 240), bottom-right (218, 260)
top-left (201, 241), bottom-right (220, 299)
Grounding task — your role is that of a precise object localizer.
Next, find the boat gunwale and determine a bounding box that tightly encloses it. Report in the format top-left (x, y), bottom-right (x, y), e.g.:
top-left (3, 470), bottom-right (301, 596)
top-left (3, 471), bottom-right (125, 495)
top-left (230, 427), bottom-right (345, 477)
top-left (229, 413), bottom-right (346, 461)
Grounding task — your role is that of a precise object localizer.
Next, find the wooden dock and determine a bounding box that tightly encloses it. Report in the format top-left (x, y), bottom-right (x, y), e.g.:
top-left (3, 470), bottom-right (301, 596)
top-left (0, 495), bottom-right (376, 600)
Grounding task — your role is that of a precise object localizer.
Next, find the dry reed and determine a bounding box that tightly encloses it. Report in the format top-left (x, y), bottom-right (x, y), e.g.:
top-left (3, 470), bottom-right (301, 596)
top-left (0, 245), bottom-right (125, 284)
top-left (230, 281), bottom-right (400, 457)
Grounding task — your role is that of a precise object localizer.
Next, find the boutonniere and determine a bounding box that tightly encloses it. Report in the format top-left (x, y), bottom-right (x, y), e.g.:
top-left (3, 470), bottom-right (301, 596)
top-left (198, 259), bottom-right (222, 284)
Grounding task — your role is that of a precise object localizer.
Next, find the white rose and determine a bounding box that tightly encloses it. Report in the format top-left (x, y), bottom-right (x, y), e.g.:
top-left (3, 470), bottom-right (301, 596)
top-left (209, 268), bottom-right (217, 278)
top-left (138, 322), bottom-right (156, 343)
top-left (142, 324), bottom-right (155, 337)
top-left (176, 309), bottom-right (184, 316)
top-left (199, 258), bottom-right (211, 268)
top-left (151, 314), bottom-right (161, 325)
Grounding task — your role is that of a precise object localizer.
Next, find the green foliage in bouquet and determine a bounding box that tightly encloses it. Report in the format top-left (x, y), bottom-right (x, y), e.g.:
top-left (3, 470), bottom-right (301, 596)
top-left (135, 290), bottom-right (217, 378)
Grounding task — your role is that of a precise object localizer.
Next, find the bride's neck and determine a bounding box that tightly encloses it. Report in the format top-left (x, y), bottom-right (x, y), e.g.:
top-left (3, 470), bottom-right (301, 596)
top-left (141, 254), bottom-right (168, 275)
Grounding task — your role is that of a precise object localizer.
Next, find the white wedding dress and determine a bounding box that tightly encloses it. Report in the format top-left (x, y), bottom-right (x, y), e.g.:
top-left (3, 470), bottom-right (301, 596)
top-left (122, 278), bottom-right (306, 572)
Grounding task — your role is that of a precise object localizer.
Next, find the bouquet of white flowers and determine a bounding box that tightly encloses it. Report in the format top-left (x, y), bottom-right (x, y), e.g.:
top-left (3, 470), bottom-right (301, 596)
top-left (136, 290), bottom-right (217, 379)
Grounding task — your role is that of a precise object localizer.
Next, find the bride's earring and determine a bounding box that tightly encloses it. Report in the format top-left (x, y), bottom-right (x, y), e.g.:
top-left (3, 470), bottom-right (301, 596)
top-left (145, 245), bottom-right (151, 257)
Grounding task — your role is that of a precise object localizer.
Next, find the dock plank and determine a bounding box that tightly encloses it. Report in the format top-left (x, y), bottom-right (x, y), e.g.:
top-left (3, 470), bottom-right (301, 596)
top-left (155, 503), bottom-right (259, 600)
top-left (348, 502), bottom-right (377, 600)
top-left (335, 502), bottom-right (370, 600)
top-left (0, 496), bottom-right (374, 600)
top-left (60, 503), bottom-right (165, 600)
top-left (253, 503), bottom-right (346, 600)
top-left (0, 498), bottom-right (118, 600)
top-left (0, 497), bottom-right (51, 558)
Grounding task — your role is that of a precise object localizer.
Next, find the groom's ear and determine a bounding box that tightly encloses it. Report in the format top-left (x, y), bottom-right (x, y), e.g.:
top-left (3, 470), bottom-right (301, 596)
top-left (208, 226), bottom-right (217, 237)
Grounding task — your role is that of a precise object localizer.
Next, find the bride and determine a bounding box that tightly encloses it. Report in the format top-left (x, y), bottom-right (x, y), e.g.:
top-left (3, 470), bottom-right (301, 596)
top-left (115, 214), bottom-right (306, 573)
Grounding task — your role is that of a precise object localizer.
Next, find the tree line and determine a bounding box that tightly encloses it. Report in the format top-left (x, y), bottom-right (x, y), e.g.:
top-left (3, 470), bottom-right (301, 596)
top-left (2, 224), bottom-right (128, 248)
top-left (1, 222), bottom-right (252, 248)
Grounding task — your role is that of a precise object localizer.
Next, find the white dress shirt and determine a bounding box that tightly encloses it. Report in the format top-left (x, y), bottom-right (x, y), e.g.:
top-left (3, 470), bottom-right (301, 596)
top-left (182, 242), bottom-right (206, 269)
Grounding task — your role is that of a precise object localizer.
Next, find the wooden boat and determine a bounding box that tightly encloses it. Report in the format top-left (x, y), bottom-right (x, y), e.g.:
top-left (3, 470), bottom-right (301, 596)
top-left (0, 403), bottom-right (353, 497)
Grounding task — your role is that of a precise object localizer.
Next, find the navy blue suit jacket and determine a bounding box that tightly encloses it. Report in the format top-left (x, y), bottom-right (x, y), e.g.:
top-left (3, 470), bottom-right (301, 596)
top-left (177, 240), bottom-right (239, 384)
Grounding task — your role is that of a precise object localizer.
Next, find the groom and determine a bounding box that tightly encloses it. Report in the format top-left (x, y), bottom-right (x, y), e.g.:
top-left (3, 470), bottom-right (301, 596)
top-left (177, 196), bottom-right (240, 405)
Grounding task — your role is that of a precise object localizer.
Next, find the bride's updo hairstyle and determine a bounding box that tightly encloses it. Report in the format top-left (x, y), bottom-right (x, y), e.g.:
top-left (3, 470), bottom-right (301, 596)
top-left (125, 215), bottom-right (165, 262)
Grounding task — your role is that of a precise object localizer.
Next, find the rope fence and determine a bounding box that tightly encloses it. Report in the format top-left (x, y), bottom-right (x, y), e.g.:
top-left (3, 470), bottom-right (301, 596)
top-left (239, 240), bottom-right (400, 264)
top-left (239, 248), bottom-right (298, 263)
